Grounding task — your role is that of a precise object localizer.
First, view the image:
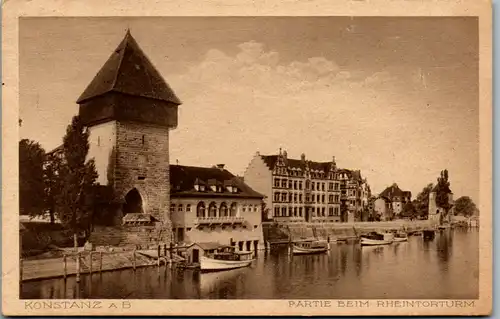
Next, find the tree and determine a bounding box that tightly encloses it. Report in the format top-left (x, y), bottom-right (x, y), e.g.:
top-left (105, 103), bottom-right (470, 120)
top-left (414, 183), bottom-right (434, 219)
top-left (435, 169), bottom-right (453, 222)
top-left (19, 139), bottom-right (46, 217)
top-left (401, 201), bottom-right (417, 219)
top-left (340, 201), bottom-right (349, 222)
top-left (56, 115), bottom-right (98, 251)
top-left (44, 152), bottom-right (64, 224)
top-left (454, 196), bottom-right (477, 217)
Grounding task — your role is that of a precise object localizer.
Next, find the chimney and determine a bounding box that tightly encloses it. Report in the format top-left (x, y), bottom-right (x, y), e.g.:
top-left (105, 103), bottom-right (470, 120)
top-left (301, 153), bottom-right (306, 161)
top-left (283, 150), bottom-right (287, 158)
top-left (216, 164), bottom-right (225, 170)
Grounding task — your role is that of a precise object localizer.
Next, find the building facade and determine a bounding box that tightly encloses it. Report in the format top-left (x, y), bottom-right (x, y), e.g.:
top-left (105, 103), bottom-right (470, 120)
top-left (170, 164), bottom-right (264, 251)
top-left (244, 149), bottom-right (370, 223)
top-left (374, 183), bottom-right (412, 220)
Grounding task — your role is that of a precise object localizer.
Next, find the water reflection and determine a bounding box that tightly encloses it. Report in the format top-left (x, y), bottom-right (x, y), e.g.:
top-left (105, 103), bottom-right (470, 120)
top-left (21, 229), bottom-right (479, 300)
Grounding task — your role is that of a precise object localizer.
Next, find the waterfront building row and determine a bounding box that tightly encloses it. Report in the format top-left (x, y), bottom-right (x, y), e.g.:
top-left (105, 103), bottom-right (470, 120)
top-left (244, 149), bottom-right (372, 223)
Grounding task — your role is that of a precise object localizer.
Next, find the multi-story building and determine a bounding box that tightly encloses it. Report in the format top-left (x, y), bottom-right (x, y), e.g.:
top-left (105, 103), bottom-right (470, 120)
top-left (244, 149), bottom-right (369, 223)
top-left (169, 164), bottom-right (264, 252)
top-left (374, 183), bottom-right (412, 220)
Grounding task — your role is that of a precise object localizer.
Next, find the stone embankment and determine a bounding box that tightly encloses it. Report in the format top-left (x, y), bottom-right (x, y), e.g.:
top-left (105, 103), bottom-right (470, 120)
top-left (264, 220), bottom-right (434, 242)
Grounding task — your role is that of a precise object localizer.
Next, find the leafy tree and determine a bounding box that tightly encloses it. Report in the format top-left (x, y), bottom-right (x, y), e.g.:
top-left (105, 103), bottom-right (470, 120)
top-left (414, 183), bottom-right (434, 219)
top-left (44, 152), bottom-right (64, 224)
top-left (454, 196), bottom-right (477, 217)
top-left (56, 115), bottom-right (98, 250)
top-left (401, 201), bottom-right (417, 219)
top-left (435, 169), bottom-right (453, 222)
top-left (340, 201), bottom-right (349, 222)
top-left (19, 139), bottom-right (46, 216)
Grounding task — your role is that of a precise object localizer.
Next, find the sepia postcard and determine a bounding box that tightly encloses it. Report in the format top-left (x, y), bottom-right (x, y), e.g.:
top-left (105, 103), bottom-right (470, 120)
top-left (2, 0), bottom-right (492, 316)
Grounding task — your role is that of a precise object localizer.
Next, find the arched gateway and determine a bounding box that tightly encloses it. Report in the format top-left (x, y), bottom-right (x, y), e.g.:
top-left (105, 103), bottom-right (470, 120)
top-left (77, 30), bottom-right (181, 245)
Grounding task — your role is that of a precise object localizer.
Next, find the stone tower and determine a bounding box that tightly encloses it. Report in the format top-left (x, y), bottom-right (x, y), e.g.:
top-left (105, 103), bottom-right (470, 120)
top-left (76, 30), bottom-right (181, 233)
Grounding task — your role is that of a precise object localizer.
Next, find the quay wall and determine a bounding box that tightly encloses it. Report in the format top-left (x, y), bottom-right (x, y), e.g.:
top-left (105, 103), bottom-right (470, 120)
top-left (263, 220), bottom-right (434, 242)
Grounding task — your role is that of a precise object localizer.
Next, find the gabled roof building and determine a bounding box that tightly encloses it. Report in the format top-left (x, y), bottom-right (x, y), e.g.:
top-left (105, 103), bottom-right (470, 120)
top-left (244, 149), bottom-right (370, 223)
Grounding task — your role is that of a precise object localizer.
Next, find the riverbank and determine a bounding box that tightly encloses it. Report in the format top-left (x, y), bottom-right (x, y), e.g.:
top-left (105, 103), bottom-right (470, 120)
top-left (264, 220), bottom-right (435, 242)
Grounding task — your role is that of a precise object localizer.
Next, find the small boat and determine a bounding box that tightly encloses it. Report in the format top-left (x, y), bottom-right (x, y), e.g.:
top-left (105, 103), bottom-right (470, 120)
top-left (393, 232), bottom-right (408, 242)
top-left (360, 232), bottom-right (394, 246)
top-left (200, 246), bottom-right (254, 272)
top-left (423, 229), bottom-right (436, 241)
top-left (292, 240), bottom-right (329, 255)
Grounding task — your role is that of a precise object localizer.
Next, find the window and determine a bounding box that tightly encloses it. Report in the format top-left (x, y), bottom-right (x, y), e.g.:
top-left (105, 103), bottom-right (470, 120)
top-left (281, 180), bottom-right (287, 188)
top-left (334, 207), bottom-right (340, 216)
top-left (178, 204), bottom-right (183, 212)
top-left (306, 180), bottom-right (310, 189)
top-left (329, 182), bottom-right (333, 191)
top-left (299, 194), bottom-right (303, 203)
top-left (299, 207), bottom-right (303, 216)
top-left (329, 195), bottom-right (333, 203)
top-left (316, 194), bottom-right (320, 202)
top-left (294, 207), bottom-right (298, 216)
top-left (322, 183), bottom-right (325, 191)
top-left (220, 202), bottom-right (228, 217)
top-left (170, 204), bottom-right (176, 213)
top-left (288, 180), bottom-right (293, 189)
top-left (274, 178), bottom-right (280, 187)
top-left (230, 203), bottom-right (237, 216)
top-left (329, 207), bottom-right (334, 216)
top-left (196, 202), bottom-right (206, 218)
top-left (274, 207), bottom-right (280, 217)
top-left (322, 195), bottom-right (325, 203)
top-left (294, 194), bottom-right (298, 203)
top-left (322, 207), bottom-right (326, 216)
top-left (294, 181), bottom-right (297, 190)
top-left (281, 207), bottom-right (287, 216)
top-left (186, 204), bottom-right (191, 212)
top-left (274, 192), bottom-right (280, 202)
top-left (208, 202), bottom-right (217, 217)
top-left (311, 182), bottom-right (315, 190)
top-left (299, 181), bottom-right (303, 190)
top-left (242, 205), bottom-right (247, 213)
top-left (334, 183), bottom-right (339, 190)
top-left (288, 207), bottom-right (293, 216)
top-left (281, 193), bottom-right (287, 202)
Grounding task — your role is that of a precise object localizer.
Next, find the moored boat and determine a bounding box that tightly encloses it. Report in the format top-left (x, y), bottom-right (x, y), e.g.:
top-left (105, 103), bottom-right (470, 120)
top-left (200, 246), bottom-right (254, 272)
top-left (360, 232), bottom-right (394, 246)
top-left (292, 240), bottom-right (329, 255)
top-left (393, 232), bottom-right (408, 242)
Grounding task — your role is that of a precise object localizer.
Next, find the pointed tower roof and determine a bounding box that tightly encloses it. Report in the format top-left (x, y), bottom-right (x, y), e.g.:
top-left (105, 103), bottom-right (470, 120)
top-left (77, 30), bottom-right (181, 105)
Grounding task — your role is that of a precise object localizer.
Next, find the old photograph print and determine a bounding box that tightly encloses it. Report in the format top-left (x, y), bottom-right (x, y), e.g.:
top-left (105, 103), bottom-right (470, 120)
top-left (18, 16), bottom-right (480, 301)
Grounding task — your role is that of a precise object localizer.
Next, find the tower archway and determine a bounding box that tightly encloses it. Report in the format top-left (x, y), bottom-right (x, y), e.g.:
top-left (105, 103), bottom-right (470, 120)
top-left (123, 188), bottom-right (144, 215)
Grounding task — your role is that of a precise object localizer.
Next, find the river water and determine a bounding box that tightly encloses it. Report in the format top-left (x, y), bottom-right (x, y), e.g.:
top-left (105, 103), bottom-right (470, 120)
top-left (21, 228), bottom-right (479, 299)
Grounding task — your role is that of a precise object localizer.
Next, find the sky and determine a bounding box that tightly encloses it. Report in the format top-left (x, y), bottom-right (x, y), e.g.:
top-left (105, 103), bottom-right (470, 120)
top-left (19, 17), bottom-right (479, 203)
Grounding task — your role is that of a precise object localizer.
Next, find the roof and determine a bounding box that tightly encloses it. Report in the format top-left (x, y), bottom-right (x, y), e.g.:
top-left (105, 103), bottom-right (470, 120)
top-left (77, 30), bottom-right (181, 105)
top-left (170, 164), bottom-right (264, 199)
top-left (379, 183), bottom-right (411, 201)
top-left (190, 242), bottom-right (231, 251)
top-left (122, 213), bottom-right (157, 223)
top-left (260, 155), bottom-right (332, 172)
